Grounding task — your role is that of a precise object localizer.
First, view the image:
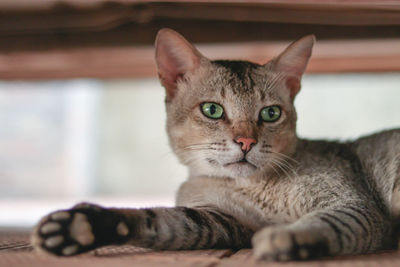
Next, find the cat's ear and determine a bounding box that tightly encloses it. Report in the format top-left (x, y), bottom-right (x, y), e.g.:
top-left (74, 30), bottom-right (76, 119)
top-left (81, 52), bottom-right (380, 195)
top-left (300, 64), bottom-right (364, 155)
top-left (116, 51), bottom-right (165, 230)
top-left (272, 35), bottom-right (315, 99)
top-left (155, 28), bottom-right (205, 101)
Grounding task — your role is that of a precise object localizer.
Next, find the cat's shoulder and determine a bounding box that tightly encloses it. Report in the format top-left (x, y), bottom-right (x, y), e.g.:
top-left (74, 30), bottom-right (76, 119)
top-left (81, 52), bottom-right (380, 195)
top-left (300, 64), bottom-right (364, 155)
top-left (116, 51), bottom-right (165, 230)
top-left (350, 128), bottom-right (400, 155)
top-left (297, 128), bottom-right (400, 153)
top-left (354, 128), bottom-right (400, 143)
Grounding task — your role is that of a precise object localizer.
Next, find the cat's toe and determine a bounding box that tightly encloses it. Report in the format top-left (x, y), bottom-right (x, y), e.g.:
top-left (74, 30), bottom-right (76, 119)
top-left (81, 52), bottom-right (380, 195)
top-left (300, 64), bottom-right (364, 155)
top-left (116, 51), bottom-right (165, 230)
top-left (252, 227), bottom-right (329, 261)
top-left (40, 222), bottom-right (62, 235)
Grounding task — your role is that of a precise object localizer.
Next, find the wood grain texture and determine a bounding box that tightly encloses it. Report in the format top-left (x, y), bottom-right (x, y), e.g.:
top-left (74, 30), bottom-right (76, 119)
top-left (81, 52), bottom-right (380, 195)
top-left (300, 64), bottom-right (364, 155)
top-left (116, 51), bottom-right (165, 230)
top-left (2, 1), bottom-right (400, 34)
top-left (1, 39), bottom-right (399, 80)
top-left (1, 230), bottom-right (400, 266)
top-left (218, 249), bottom-right (400, 267)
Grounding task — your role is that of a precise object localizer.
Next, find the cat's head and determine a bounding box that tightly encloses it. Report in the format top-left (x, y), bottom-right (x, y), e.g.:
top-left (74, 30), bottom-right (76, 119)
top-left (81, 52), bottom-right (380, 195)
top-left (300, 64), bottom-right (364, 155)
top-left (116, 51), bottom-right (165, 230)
top-left (155, 29), bottom-right (314, 180)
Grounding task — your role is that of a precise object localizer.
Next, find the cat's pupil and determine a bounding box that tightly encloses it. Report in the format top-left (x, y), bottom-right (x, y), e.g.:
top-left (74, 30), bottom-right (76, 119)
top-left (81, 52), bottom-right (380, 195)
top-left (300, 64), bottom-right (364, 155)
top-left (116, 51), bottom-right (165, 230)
top-left (268, 108), bottom-right (275, 117)
top-left (210, 105), bottom-right (216, 115)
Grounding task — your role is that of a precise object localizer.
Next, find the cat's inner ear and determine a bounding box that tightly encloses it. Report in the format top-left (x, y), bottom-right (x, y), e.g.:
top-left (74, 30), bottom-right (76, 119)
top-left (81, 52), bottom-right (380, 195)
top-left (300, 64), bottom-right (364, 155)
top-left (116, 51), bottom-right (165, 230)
top-left (155, 28), bottom-right (204, 101)
top-left (272, 35), bottom-right (315, 100)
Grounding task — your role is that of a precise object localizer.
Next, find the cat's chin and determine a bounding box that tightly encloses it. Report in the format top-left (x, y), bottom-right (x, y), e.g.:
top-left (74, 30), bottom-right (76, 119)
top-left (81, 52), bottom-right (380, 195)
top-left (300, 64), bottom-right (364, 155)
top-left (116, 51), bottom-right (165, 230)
top-left (223, 160), bottom-right (258, 178)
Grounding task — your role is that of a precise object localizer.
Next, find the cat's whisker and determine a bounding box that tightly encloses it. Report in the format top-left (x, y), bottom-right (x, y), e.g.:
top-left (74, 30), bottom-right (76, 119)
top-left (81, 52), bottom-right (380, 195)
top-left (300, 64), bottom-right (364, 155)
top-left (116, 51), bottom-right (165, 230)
top-left (263, 150), bottom-right (300, 181)
top-left (269, 155), bottom-right (300, 182)
top-left (183, 147), bottom-right (212, 151)
top-left (268, 158), bottom-right (285, 175)
top-left (267, 161), bottom-right (281, 178)
top-left (274, 157), bottom-right (294, 174)
top-left (265, 150), bottom-right (299, 164)
top-left (182, 143), bottom-right (221, 152)
top-left (184, 142), bottom-right (223, 147)
top-left (275, 154), bottom-right (298, 165)
top-left (176, 149), bottom-right (218, 168)
top-left (271, 154), bottom-right (300, 181)
top-left (269, 158), bottom-right (293, 181)
top-left (181, 156), bottom-right (204, 167)
top-left (183, 144), bottom-right (211, 149)
top-left (184, 145), bottom-right (211, 148)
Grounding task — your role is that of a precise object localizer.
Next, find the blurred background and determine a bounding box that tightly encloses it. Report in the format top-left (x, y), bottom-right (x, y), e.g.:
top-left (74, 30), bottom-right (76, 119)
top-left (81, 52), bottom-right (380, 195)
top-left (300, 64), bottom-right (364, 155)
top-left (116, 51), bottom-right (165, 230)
top-left (1, 0), bottom-right (400, 229)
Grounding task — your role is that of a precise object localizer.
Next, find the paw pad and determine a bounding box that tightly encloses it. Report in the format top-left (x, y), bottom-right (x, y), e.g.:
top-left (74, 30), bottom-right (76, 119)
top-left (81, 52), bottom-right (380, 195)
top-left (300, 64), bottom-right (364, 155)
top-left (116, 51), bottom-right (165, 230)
top-left (70, 213), bottom-right (95, 246)
top-left (116, 222), bottom-right (129, 236)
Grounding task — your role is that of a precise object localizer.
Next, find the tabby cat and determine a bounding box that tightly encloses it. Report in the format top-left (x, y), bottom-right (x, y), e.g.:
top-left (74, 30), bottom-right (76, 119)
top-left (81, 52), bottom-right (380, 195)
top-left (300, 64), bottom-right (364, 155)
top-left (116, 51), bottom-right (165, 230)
top-left (31, 28), bottom-right (400, 261)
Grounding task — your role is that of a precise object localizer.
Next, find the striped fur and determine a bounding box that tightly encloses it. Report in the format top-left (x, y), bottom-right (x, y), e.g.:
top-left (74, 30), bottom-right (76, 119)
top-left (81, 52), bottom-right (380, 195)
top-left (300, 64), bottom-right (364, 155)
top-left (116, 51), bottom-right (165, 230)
top-left (31, 203), bottom-right (253, 255)
top-left (31, 29), bottom-right (400, 261)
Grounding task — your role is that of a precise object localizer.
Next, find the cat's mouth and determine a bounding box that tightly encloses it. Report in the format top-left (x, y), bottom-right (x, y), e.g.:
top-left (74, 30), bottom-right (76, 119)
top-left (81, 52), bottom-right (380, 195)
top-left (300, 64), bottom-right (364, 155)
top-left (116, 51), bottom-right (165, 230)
top-left (224, 158), bottom-right (256, 168)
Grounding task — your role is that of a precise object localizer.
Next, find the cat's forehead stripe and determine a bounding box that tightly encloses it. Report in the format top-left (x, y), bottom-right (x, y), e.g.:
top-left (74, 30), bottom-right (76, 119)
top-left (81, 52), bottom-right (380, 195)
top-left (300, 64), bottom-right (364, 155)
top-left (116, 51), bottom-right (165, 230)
top-left (211, 60), bottom-right (280, 102)
top-left (212, 60), bottom-right (260, 96)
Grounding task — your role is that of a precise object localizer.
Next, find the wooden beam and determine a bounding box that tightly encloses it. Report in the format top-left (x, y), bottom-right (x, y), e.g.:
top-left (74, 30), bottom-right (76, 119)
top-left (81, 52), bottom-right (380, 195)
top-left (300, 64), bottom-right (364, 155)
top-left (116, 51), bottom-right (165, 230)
top-left (1, 1), bottom-right (400, 36)
top-left (1, 19), bottom-right (400, 53)
top-left (1, 39), bottom-right (400, 80)
top-left (1, 1), bottom-right (399, 53)
top-left (1, 1), bottom-right (400, 11)
top-left (1, 1), bottom-right (400, 79)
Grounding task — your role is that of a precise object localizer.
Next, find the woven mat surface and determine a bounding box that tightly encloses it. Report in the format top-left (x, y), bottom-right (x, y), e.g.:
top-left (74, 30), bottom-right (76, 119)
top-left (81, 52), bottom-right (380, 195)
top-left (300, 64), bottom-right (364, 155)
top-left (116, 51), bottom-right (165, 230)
top-left (2, 230), bottom-right (400, 267)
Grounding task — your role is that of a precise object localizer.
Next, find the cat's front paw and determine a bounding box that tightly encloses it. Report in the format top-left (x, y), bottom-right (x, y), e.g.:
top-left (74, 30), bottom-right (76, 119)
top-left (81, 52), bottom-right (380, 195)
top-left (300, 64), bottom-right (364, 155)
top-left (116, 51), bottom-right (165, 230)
top-left (31, 202), bottom-right (130, 256)
top-left (252, 226), bottom-right (329, 261)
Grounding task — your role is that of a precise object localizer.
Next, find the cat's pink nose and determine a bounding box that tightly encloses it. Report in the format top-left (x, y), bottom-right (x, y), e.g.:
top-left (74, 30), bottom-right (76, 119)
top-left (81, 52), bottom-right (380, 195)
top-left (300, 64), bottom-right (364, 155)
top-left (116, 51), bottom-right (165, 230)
top-left (234, 137), bottom-right (257, 153)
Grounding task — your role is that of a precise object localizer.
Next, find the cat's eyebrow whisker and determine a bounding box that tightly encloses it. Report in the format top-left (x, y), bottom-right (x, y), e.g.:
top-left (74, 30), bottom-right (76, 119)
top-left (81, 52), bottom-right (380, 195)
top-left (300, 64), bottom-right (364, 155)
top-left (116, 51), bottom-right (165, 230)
top-left (262, 72), bottom-right (286, 94)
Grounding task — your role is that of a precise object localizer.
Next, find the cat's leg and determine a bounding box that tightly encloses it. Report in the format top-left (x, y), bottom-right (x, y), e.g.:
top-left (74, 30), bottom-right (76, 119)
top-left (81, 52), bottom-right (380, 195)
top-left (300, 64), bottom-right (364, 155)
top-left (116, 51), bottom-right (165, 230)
top-left (252, 204), bottom-right (388, 261)
top-left (31, 202), bottom-right (253, 256)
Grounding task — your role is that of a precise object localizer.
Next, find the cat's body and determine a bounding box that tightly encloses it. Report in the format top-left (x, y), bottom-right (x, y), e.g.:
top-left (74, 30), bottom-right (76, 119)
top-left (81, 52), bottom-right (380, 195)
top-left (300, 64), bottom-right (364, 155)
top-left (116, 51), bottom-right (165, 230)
top-left (31, 29), bottom-right (400, 261)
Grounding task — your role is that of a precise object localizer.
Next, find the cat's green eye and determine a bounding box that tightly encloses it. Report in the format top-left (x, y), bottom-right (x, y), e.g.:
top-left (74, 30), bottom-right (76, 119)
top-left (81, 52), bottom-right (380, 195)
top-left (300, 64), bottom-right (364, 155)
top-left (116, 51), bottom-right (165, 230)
top-left (201, 102), bottom-right (224, 119)
top-left (260, 106), bottom-right (281, 122)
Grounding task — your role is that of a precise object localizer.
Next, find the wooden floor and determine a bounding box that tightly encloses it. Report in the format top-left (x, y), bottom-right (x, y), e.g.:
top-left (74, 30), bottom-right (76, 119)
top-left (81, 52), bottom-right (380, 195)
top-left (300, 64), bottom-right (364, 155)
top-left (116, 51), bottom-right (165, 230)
top-left (2, 229), bottom-right (400, 267)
